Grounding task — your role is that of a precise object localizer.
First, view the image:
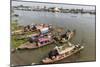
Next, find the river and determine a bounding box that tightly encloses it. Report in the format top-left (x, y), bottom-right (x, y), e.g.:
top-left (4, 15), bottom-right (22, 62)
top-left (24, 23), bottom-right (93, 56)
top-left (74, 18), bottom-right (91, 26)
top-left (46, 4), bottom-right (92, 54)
top-left (11, 10), bottom-right (96, 66)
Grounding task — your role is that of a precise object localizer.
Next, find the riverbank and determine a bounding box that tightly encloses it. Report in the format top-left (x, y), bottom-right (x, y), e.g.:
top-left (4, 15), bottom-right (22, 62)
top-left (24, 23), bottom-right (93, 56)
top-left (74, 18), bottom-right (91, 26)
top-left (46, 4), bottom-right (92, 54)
top-left (12, 4), bottom-right (95, 15)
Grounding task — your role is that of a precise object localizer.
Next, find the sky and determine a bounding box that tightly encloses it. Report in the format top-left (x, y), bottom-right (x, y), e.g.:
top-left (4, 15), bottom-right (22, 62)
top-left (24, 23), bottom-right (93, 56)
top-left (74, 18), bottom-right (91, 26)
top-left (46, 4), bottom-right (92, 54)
top-left (12, 0), bottom-right (95, 10)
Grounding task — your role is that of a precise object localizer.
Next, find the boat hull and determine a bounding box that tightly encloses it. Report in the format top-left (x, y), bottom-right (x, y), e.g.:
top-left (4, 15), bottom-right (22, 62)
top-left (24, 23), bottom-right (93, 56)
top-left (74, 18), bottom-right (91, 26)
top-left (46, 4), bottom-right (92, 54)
top-left (17, 40), bottom-right (54, 50)
top-left (42, 46), bottom-right (84, 64)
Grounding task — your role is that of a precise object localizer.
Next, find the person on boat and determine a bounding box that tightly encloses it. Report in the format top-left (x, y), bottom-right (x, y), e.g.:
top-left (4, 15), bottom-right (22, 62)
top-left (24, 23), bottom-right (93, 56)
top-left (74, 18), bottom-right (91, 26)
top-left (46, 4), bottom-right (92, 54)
top-left (54, 36), bottom-right (58, 41)
top-left (65, 30), bottom-right (72, 40)
top-left (30, 24), bottom-right (37, 31)
top-left (67, 30), bottom-right (76, 40)
top-left (24, 25), bottom-right (31, 32)
top-left (28, 37), bottom-right (34, 43)
top-left (27, 25), bottom-right (31, 31)
top-left (48, 46), bottom-right (60, 60)
top-left (48, 24), bottom-right (52, 31)
top-left (60, 32), bottom-right (69, 41)
top-left (47, 33), bottom-right (52, 39)
top-left (75, 44), bottom-right (80, 48)
top-left (24, 26), bottom-right (27, 32)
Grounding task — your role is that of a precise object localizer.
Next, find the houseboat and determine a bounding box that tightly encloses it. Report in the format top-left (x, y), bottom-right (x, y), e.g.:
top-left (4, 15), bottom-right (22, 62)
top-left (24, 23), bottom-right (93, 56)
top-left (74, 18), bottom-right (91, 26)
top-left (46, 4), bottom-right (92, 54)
top-left (16, 33), bottom-right (54, 50)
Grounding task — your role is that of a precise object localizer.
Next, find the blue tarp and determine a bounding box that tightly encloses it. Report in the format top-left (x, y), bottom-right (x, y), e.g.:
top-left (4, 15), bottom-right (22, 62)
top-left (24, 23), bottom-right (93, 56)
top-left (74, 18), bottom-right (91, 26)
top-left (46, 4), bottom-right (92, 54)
top-left (40, 28), bottom-right (49, 34)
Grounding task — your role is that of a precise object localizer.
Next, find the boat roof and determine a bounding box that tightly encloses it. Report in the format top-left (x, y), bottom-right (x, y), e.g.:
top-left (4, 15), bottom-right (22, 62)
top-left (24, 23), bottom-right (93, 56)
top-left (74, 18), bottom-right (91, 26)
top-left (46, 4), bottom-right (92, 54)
top-left (59, 46), bottom-right (75, 54)
top-left (30, 33), bottom-right (39, 36)
top-left (38, 38), bottom-right (50, 42)
top-left (35, 24), bottom-right (49, 30)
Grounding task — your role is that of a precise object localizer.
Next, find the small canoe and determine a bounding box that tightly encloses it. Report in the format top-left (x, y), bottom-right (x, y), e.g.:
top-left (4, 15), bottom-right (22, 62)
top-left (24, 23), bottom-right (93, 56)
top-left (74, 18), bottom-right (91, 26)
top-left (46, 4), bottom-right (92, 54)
top-left (42, 44), bottom-right (84, 64)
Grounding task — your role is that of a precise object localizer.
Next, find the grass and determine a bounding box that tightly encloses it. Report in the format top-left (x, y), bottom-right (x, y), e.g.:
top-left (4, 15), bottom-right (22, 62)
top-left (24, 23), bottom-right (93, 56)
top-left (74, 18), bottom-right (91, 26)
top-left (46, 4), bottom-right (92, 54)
top-left (11, 22), bottom-right (40, 48)
top-left (11, 22), bottom-right (27, 48)
top-left (11, 35), bottom-right (28, 48)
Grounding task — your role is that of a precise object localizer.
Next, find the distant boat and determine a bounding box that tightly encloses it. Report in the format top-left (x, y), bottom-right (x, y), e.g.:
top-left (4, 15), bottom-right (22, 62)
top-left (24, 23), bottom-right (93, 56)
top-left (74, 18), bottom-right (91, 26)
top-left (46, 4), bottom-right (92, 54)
top-left (13, 14), bottom-right (19, 17)
top-left (71, 15), bottom-right (77, 17)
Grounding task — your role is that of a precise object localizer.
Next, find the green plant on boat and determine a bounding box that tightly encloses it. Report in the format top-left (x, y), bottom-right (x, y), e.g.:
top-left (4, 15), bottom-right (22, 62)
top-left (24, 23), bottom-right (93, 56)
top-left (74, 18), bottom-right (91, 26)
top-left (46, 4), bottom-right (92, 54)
top-left (11, 35), bottom-right (28, 48)
top-left (11, 22), bottom-right (26, 48)
top-left (11, 21), bottom-right (23, 31)
top-left (11, 22), bottom-right (40, 48)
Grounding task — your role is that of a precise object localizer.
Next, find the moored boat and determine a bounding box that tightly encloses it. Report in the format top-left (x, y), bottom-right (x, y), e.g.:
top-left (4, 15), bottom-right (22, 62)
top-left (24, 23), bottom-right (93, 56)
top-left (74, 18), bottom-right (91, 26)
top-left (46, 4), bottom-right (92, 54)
top-left (16, 34), bottom-right (54, 50)
top-left (42, 42), bottom-right (84, 64)
top-left (11, 24), bottom-right (52, 35)
top-left (12, 23), bottom-right (76, 52)
top-left (53, 30), bottom-right (76, 43)
top-left (11, 30), bottom-right (24, 35)
top-left (17, 40), bottom-right (54, 50)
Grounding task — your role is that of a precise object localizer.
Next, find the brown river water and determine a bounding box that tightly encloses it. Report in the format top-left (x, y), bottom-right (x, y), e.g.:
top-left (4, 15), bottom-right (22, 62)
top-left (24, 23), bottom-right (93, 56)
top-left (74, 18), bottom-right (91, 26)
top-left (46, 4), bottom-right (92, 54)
top-left (11, 11), bottom-right (96, 66)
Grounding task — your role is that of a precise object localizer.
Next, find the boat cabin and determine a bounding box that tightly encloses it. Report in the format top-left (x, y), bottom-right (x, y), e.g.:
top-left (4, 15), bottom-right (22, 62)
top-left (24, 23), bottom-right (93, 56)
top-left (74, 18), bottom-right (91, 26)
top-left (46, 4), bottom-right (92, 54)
top-left (40, 27), bottom-right (49, 34)
top-left (35, 24), bottom-right (51, 34)
top-left (28, 34), bottom-right (39, 43)
top-left (38, 38), bottom-right (51, 46)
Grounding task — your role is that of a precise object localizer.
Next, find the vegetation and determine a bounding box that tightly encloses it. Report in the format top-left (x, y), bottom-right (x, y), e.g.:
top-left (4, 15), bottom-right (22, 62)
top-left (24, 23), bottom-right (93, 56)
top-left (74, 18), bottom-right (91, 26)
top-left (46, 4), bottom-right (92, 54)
top-left (11, 21), bottom-right (23, 31)
top-left (11, 35), bottom-right (27, 48)
top-left (11, 21), bottom-right (24, 48)
top-left (11, 21), bottom-right (40, 48)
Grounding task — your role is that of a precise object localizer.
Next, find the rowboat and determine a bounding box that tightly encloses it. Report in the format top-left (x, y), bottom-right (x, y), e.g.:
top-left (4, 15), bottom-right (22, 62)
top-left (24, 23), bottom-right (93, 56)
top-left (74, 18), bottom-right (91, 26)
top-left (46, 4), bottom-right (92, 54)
top-left (42, 43), bottom-right (84, 64)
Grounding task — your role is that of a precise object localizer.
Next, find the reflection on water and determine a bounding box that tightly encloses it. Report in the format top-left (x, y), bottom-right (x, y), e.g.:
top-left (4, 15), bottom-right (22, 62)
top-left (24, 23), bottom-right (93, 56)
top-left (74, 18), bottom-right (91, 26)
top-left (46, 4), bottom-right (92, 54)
top-left (11, 10), bottom-right (96, 65)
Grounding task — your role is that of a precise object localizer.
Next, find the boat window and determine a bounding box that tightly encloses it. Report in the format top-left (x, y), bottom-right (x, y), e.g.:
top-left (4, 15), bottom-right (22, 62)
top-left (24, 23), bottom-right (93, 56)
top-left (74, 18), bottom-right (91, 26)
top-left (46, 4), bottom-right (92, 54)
top-left (44, 41), bottom-right (47, 43)
top-left (40, 42), bottom-right (44, 44)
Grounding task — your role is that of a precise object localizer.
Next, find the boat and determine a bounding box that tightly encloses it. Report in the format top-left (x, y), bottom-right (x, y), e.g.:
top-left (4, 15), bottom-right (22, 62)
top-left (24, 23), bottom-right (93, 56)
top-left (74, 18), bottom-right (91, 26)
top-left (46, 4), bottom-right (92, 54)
top-left (42, 42), bottom-right (84, 64)
top-left (13, 14), bottom-right (19, 17)
top-left (11, 30), bottom-right (24, 35)
top-left (61, 30), bottom-right (75, 40)
top-left (53, 30), bottom-right (76, 43)
top-left (16, 29), bottom-right (75, 50)
top-left (16, 34), bottom-right (54, 50)
top-left (17, 40), bottom-right (54, 50)
top-left (12, 23), bottom-right (76, 51)
top-left (12, 24), bottom-right (52, 35)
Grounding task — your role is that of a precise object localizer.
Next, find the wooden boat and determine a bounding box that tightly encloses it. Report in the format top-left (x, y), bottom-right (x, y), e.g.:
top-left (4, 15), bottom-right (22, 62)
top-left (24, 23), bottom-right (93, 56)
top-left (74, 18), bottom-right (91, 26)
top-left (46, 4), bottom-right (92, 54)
top-left (11, 30), bottom-right (24, 35)
top-left (53, 30), bottom-right (76, 43)
top-left (42, 43), bottom-right (84, 64)
top-left (11, 24), bottom-right (52, 35)
top-left (17, 37), bottom-right (54, 50)
top-left (61, 30), bottom-right (76, 40)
